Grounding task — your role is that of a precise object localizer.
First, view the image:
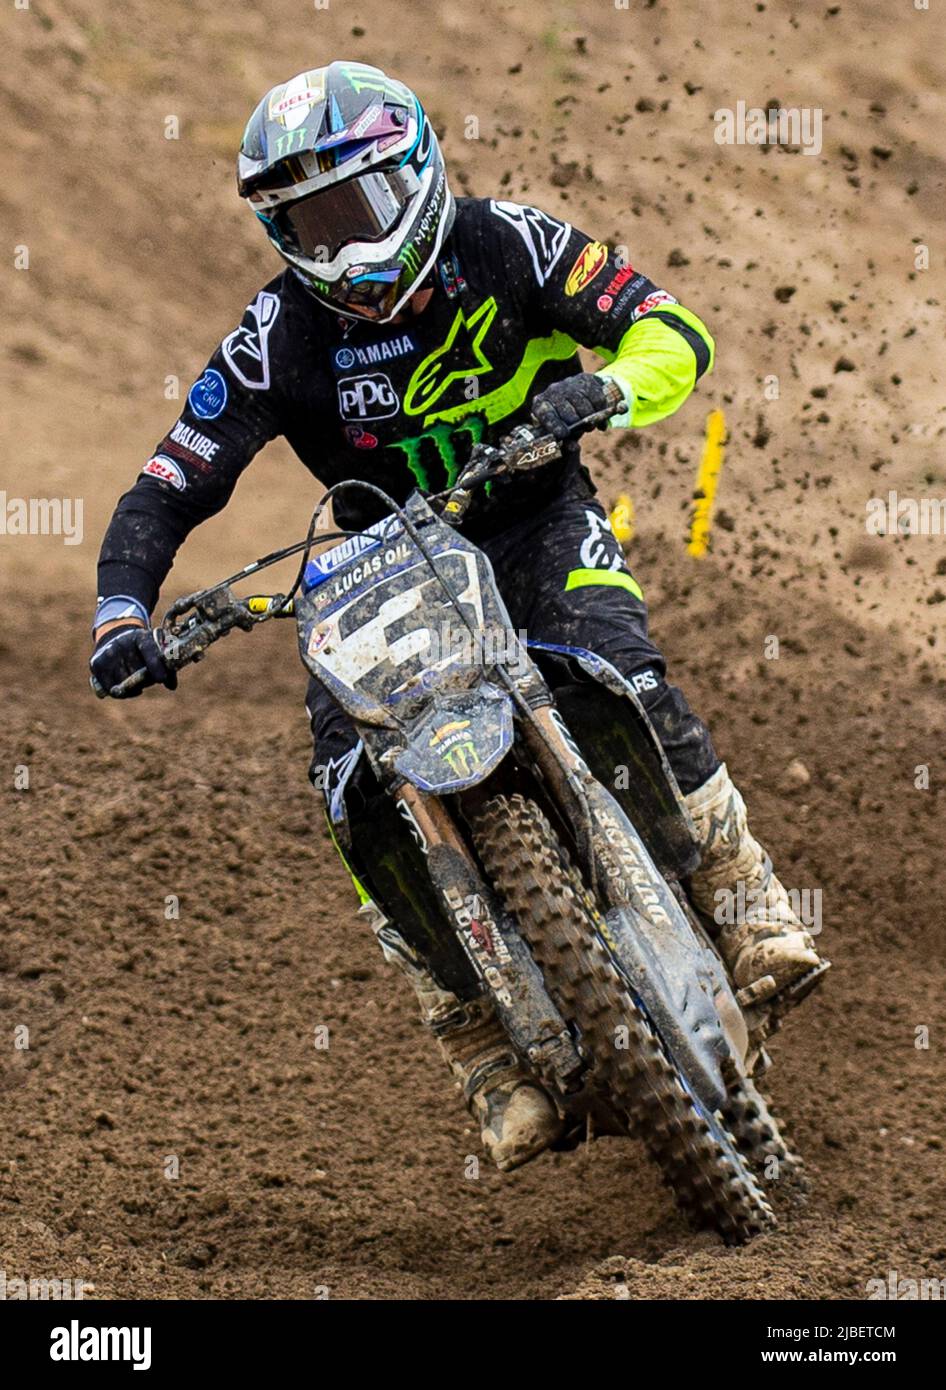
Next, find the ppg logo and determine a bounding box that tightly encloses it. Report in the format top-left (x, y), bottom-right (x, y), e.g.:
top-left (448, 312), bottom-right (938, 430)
top-left (337, 373), bottom-right (399, 421)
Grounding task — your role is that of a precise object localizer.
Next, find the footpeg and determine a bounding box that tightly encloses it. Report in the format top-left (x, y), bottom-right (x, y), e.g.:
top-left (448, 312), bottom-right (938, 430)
top-left (768, 960), bottom-right (831, 1017)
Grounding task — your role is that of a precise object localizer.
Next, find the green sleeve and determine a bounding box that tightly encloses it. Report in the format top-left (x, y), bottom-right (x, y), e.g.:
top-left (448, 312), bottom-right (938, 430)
top-left (595, 303), bottom-right (715, 428)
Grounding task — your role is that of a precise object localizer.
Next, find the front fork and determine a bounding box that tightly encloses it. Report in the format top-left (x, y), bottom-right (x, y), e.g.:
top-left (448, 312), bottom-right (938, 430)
top-left (524, 703), bottom-right (688, 932)
top-left (392, 782), bottom-right (584, 1097)
top-left (524, 703), bottom-right (756, 1085)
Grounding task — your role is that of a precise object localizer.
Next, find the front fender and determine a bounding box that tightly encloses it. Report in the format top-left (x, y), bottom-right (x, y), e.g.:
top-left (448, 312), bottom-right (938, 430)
top-left (393, 683), bottom-right (513, 793)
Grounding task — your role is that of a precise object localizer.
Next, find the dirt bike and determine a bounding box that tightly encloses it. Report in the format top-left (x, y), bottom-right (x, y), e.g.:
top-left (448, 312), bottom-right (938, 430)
top-left (92, 387), bottom-right (825, 1242)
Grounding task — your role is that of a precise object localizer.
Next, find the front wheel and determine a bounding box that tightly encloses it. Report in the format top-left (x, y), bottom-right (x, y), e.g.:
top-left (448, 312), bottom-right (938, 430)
top-left (470, 791), bottom-right (775, 1243)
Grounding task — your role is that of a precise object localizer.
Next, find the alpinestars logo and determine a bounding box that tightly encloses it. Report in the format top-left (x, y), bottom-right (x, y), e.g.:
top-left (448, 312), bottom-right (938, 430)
top-left (319, 742), bottom-right (364, 826)
top-left (489, 201), bottom-right (571, 286)
top-left (222, 291), bottom-right (281, 390)
top-left (403, 298), bottom-right (497, 416)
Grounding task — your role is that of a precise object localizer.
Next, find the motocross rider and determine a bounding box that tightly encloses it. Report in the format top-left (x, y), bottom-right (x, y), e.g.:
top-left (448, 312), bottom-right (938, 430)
top-left (91, 63), bottom-right (827, 1171)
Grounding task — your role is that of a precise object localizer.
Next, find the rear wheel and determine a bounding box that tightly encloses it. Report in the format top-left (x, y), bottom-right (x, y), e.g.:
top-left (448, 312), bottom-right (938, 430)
top-left (470, 791), bottom-right (775, 1242)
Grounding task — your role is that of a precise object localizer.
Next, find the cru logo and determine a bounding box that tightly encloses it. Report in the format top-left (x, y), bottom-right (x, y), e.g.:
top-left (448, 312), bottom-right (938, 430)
top-left (50, 1320), bottom-right (152, 1371)
top-left (337, 372), bottom-right (399, 422)
top-left (222, 291), bottom-right (281, 390)
top-left (187, 368), bottom-right (227, 420)
top-left (141, 455), bottom-right (186, 491)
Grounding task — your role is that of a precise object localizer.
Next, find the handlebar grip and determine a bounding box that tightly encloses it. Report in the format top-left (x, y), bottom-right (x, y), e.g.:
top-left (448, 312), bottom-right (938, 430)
top-left (89, 665), bottom-right (152, 699)
top-left (111, 666), bottom-right (153, 697)
top-left (90, 624), bottom-right (174, 700)
top-left (602, 377), bottom-right (627, 414)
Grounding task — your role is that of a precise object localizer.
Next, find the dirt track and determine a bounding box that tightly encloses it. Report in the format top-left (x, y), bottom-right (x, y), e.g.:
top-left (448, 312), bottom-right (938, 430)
top-left (2, 0), bottom-right (945, 1299)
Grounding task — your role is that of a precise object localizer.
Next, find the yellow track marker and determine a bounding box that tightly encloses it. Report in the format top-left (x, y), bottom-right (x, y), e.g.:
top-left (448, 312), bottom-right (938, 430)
top-left (609, 493), bottom-right (635, 544)
top-left (687, 409), bottom-right (727, 557)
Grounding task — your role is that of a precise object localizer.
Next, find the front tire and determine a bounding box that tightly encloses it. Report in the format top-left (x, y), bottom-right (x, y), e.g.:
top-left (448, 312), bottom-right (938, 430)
top-left (471, 792), bottom-right (775, 1243)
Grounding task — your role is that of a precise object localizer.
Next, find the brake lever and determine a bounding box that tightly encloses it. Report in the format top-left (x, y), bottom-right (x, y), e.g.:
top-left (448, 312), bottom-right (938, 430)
top-left (444, 383), bottom-right (625, 518)
top-left (439, 429), bottom-right (565, 524)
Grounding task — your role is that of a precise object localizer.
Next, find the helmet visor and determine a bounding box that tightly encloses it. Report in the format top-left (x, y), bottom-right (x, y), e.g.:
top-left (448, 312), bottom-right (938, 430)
top-left (328, 269), bottom-right (404, 320)
top-left (276, 170), bottom-right (411, 262)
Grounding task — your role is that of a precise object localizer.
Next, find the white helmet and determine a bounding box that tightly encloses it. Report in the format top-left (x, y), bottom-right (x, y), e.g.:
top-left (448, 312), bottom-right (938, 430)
top-left (238, 62), bottom-right (454, 322)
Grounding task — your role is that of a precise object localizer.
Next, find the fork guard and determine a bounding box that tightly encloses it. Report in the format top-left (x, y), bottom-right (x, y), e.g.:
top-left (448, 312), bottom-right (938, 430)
top-left (526, 641), bottom-right (701, 882)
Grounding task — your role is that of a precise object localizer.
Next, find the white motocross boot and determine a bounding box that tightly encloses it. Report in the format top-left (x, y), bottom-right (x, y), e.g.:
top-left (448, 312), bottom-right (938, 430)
top-left (369, 910), bottom-right (562, 1170)
top-left (685, 764), bottom-right (828, 1007)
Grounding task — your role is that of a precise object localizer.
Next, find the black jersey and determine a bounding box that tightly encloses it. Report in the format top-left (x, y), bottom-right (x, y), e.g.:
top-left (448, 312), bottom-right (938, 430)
top-left (98, 197), bottom-right (709, 613)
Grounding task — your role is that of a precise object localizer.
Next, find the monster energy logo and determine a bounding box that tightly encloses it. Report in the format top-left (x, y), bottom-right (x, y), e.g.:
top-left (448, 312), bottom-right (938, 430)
top-left (342, 68), bottom-right (408, 101)
top-left (387, 415), bottom-right (485, 490)
top-left (442, 739), bottom-right (480, 778)
top-left (430, 719), bottom-right (482, 779)
top-left (273, 127), bottom-right (309, 157)
top-left (399, 242), bottom-right (423, 276)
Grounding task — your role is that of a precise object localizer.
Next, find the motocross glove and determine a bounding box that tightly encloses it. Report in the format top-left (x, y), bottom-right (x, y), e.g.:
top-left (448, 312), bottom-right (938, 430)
top-left (531, 372), bottom-right (613, 441)
top-left (90, 623), bottom-right (177, 698)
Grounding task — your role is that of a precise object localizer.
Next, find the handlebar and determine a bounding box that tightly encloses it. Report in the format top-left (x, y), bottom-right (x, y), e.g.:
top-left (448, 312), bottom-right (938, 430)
top-left (89, 588), bottom-right (294, 699)
top-left (435, 376), bottom-right (625, 523)
top-left (91, 378), bottom-right (626, 699)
